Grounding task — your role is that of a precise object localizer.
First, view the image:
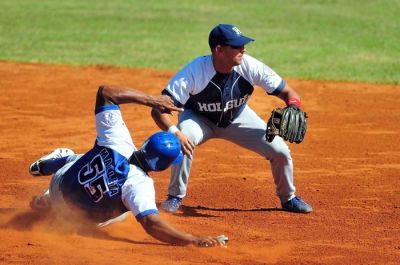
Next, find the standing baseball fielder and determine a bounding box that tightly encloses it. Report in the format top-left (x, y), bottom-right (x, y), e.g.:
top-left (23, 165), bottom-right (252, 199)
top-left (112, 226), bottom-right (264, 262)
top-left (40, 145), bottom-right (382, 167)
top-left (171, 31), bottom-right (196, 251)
top-left (28, 84), bottom-right (227, 247)
top-left (152, 24), bottom-right (312, 213)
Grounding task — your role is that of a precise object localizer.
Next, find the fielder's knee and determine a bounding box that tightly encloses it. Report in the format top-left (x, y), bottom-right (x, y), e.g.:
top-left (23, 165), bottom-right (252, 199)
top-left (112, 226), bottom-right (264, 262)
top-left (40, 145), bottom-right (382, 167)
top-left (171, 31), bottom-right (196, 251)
top-left (266, 141), bottom-right (291, 162)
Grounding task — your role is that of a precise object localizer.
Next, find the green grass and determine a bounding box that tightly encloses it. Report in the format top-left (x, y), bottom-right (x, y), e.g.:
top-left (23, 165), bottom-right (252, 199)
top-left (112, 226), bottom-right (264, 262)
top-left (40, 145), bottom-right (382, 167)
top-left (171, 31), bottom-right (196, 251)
top-left (0, 0), bottom-right (399, 84)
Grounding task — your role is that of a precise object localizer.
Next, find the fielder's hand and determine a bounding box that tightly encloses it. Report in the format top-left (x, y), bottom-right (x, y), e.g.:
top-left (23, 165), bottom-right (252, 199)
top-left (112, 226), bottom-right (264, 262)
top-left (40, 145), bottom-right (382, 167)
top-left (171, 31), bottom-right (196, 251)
top-left (175, 131), bottom-right (195, 156)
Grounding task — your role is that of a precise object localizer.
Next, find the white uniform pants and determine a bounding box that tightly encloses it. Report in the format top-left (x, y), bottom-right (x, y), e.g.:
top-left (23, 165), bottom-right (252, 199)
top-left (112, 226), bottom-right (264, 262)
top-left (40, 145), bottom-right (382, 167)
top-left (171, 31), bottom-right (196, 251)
top-left (168, 105), bottom-right (296, 203)
top-left (48, 154), bottom-right (84, 222)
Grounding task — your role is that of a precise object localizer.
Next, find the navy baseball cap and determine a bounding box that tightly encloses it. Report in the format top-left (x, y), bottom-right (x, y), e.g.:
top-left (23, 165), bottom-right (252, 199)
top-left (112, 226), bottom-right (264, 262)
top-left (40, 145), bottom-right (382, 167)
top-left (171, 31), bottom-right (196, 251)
top-left (208, 24), bottom-right (254, 48)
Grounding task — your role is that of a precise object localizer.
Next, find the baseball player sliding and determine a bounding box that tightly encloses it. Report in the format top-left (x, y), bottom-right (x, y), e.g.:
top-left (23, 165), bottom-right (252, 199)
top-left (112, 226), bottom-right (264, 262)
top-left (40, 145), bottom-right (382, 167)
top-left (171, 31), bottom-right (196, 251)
top-left (151, 24), bottom-right (312, 214)
top-left (28, 84), bottom-right (227, 247)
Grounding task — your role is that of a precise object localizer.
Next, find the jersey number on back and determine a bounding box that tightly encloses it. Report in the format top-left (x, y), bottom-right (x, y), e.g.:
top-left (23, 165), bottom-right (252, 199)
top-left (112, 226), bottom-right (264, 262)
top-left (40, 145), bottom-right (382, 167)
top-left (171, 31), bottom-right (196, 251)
top-left (78, 155), bottom-right (109, 203)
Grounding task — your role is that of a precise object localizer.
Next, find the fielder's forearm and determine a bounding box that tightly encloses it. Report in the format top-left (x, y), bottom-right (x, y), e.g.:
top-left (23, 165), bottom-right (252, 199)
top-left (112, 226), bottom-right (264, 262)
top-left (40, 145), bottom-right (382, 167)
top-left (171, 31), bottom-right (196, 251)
top-left (276, 83), bottom-right (301, 105)
top-left (151, 108), bottom-right (175, 131)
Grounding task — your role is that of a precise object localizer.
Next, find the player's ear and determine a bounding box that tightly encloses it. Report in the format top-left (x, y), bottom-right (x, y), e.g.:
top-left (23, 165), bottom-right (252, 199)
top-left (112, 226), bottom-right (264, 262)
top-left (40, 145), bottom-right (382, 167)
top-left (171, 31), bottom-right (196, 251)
top-left (215, 45), bottom-right (223, 53)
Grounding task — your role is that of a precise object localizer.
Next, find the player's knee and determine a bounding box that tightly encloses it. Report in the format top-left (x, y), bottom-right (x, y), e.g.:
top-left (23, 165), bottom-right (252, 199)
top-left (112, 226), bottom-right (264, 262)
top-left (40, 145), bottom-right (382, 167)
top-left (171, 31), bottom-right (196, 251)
top-left (180, 128), bottom-right (202, 145)
top-left (266, 142), bottom-right (291, 161)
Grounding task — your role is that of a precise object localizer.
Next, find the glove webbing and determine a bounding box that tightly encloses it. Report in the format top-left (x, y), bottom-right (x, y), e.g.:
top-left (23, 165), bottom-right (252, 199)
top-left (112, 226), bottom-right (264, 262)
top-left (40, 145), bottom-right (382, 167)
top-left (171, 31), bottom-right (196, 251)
top-left (282, 106), bottom-right (299, 143)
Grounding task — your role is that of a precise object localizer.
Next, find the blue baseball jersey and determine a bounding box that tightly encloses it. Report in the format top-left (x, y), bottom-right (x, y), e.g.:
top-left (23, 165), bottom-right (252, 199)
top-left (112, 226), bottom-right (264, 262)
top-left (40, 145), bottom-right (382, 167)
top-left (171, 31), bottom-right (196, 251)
top-left (163, 54), bottom-right (285, 127)
top-left (56, 105), bottom-right (158, 223)
top-left (61, 143), bottom-right (130, 222)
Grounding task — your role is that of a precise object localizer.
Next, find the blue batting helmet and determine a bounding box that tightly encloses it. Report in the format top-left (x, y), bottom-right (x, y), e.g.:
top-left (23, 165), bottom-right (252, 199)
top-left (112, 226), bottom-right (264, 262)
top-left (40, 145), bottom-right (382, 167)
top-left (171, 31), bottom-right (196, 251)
top-left (139, 131), bottom-right (183, 171)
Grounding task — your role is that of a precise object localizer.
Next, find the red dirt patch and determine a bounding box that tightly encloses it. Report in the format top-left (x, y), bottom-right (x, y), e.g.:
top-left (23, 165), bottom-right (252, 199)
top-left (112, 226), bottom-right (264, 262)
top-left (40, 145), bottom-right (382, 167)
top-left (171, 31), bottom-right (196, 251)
top-left (0, 61), bottom-right (399, 265)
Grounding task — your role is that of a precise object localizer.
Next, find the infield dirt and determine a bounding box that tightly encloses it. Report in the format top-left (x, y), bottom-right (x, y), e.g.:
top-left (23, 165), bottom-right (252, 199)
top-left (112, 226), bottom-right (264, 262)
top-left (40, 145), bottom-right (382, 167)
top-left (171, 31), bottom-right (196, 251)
top-left (0, 61), bottom-right (399, 265)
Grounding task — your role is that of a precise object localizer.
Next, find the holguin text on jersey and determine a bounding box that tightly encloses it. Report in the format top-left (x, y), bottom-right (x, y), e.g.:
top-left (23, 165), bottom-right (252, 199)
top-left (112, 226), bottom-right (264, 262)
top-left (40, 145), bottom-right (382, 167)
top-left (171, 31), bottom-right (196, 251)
top-left (163, 54), bottom-right (285, 128)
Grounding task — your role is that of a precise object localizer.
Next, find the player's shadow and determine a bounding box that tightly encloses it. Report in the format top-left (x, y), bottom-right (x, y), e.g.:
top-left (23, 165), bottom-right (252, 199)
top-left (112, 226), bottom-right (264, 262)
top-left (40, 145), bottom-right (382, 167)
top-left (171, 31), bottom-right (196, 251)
top-left (177, 205), bottom-right (284, 217)
top-left (0, 208), bottom-right (165, 246)
top-left (0, 208), bottom-right (50, 230)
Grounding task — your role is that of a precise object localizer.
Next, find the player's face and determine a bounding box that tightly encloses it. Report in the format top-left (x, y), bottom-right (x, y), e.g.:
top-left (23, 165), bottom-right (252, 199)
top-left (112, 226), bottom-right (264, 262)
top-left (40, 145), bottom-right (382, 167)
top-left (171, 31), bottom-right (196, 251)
top-left (220, 45), bottom-right (246, 66)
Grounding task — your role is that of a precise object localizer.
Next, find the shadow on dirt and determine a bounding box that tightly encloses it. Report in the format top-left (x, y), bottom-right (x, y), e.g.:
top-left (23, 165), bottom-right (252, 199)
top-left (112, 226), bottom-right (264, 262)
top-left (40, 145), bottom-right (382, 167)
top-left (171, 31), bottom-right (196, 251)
top-left (175, 205), bottom-right (284, 217)
top-left (0, 208), bottom-right (165, 246)
top-left (0, 208), bottom-right (50, 230)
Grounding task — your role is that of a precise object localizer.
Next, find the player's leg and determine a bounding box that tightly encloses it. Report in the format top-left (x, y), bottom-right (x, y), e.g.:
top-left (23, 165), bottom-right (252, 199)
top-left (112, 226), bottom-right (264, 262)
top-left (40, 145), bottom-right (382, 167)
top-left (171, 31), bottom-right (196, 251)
top-left (29, 189), bottom-right (51, 211)
top-left (30, 155), bottom-right (82, 212)
top-left (29, 148), bottom-right (75, 176)
top-left (161, 110), bottom-right (215, 212)
top-left (218, 106), bottom-right (296, 201)
top-left (218, 105), bottom-right (312, 213)
top-left (47, 156), bottom-right (83, 216)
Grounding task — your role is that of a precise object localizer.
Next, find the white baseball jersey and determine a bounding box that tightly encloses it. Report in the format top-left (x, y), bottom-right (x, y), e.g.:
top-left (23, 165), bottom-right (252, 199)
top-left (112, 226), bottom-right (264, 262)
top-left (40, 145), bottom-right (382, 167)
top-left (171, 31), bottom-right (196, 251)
top-left (163, 54), bottom-right (285, 127)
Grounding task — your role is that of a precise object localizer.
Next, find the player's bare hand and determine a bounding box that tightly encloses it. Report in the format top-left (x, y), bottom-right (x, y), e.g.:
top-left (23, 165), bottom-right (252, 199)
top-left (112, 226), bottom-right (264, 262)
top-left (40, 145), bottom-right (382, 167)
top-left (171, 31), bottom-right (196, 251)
top-left (176, 131), bottom-right (195, 156)
top-left (151, 95), bottom-right (183, 113)
top-left (192, 235), bottom-right (228, 248)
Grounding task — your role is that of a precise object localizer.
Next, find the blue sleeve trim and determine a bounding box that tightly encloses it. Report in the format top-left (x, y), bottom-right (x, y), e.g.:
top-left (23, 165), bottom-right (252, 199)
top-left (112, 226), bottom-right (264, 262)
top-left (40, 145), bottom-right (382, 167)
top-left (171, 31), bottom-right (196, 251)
top-left (135, 209), bottom-right (159, 221)
top-left (95, 104), bottom-right (120, 114)
top-left (269, 79), bottom-right (286, 96)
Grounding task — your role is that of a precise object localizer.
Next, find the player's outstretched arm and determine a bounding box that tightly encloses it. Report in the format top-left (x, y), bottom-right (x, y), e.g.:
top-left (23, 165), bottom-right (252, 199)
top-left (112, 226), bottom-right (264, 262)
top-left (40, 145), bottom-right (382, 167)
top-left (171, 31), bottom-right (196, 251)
top-left (96, 85), bottom-right (183, 113)
top-left (139, 213), bottom-right (226, 247)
